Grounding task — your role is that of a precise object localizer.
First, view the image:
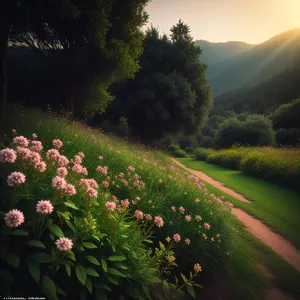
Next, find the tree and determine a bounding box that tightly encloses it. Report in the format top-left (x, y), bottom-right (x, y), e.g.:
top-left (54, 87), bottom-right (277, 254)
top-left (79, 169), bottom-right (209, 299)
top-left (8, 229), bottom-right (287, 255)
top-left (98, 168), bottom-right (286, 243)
top-left (101, 21), bottom-right (213, 141)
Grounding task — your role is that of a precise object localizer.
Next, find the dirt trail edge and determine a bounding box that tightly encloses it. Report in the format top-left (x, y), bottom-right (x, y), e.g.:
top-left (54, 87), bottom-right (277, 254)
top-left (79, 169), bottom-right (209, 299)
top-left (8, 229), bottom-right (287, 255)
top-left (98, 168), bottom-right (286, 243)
top-left (171, 158), bottom-right (300, 273)
top-left (170, 158), bottom-right (250, 203)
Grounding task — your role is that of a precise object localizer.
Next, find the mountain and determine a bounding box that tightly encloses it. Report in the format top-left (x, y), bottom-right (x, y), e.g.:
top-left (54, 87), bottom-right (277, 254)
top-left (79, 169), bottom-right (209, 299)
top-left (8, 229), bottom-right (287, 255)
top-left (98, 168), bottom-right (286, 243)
top-left (206, 28), bottom-right (300, 96)
top-left (194, 40), bottom-right (255, 66)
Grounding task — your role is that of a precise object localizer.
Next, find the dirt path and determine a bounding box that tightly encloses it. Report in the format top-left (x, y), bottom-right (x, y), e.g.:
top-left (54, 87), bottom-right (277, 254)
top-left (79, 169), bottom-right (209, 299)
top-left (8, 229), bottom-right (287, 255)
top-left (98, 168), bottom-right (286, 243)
top-left (170, 158), bottom-right (251, 203)
top-left (171, 158), bottom-right (300, 273)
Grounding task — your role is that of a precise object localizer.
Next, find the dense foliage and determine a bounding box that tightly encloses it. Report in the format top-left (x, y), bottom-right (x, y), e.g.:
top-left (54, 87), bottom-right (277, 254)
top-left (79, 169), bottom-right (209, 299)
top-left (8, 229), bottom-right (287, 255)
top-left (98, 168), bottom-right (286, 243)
top-left (98, 21), bottom-right (213, 142)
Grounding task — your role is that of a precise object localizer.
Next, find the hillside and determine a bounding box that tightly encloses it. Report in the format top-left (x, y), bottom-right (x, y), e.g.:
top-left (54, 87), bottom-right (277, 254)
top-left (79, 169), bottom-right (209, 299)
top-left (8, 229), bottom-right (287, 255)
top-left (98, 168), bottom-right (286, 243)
top-left (207, 28), bottom-right (300, 96)
top-left (214, 67), bottom-right (300, 114)
top-left (194, 40), bottom-right (255, 66)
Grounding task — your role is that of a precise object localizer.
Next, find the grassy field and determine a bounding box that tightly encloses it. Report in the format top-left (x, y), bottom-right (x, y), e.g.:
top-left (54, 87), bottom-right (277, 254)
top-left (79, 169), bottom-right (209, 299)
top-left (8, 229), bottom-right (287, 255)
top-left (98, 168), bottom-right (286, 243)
top-left (178, 157), bottom-right (300, 250)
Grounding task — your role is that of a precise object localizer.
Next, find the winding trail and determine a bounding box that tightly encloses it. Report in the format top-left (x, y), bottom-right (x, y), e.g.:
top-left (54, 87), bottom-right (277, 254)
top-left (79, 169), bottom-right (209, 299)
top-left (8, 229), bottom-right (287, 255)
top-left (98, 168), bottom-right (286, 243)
top-left (171, 158), bottom-right (300, 273)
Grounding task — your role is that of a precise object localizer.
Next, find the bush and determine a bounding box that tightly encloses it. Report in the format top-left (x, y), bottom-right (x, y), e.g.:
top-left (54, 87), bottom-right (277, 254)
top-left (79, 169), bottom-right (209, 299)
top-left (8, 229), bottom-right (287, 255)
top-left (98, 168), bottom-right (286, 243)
top-left (167, 144), bottom-right (187, 158)
top-left (276, 128), bottom-right (300, 146)
top-left (194, 148), bottom-right (213, 160)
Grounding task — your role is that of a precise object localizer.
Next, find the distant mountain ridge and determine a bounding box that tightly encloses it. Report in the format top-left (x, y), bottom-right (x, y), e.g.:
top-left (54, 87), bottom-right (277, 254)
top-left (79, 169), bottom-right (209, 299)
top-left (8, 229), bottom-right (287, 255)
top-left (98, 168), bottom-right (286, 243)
top-left (196, 28), bottom-right (300, 96)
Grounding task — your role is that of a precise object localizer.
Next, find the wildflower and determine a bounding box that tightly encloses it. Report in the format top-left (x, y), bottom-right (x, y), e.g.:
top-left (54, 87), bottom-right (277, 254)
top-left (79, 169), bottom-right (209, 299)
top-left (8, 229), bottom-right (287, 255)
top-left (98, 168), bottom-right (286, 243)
top-left (64, 184), bottom-right (77, 196)
top-left (57, 155), bottom-right (69, 167)
top-left (204, 222), bottom-right (211, 230)
top-left (171, 206), bottom-right (176, 212)
top-left (53, 139), bottom-right (63, 149)
top-left (55, 237), bottom-right (73, 251)
top-left (46, 149), bottom-right (60, 160)
top-left (73, 155), bottom-right (82, 164)
top-left (185, 238), bottom-right (191, 245)
top-left (30, 141), bottom-right (43, 152)
top-left (12, 129), bottom-right (17, 134)
top-left (32, 133), bottom-right (38, 139)
top-left (102, 180), bottom-right (109, 188)
top-left (134, 210), bottom-right (144, 219)
top-left (128, 165), bottom-right (135, 172)
top-left (165, 236), bottom-right (171, 243)
top-left (4, 209), bottom-right (25, 227)
top-left (185, 215), bottom-right (192, 222)
top-left (179, 206), bottom-right (185, 214)
top-left (7, 172), bottom-right (26, 186)
top-left (13, 136), bottom-right (29, 147)
top-left (57, 167), bottom-right (68, 177)
top-left (52, 176), bottom-right (67, 190)
top-left (87, 179), bottom-right (98, 190)
top-left (194, 263), bottom-right (202, 273)
top-left (216, 234), bottom-right (220, 239)
top-left (121, 199), bottom-right (130, 208)
top-left (87, 188), bottom-right (98, 199)
top-left (16, 146), bottom-right (31, 161)
top-left (35, 161), bottom-right (47, 173)
top-left (77, 152), bottom-right (85, 159)
top-left (211, 237), bottom-right (214, 242)
top-left (0, 148), bottom-right (17, 163)
top-left (202, 233), bottom-right (207, 239)
top-left (158, 179), bottom-right (163, 183)
top-left (136, 196), bottom-right (140, 201)
top-left (96, 165), bottom-right (108, 175)
top-left (29, 151), bottom-right (42, 164)
top-left (105, 201), bottom-right (116, 211)
top-left (167, 255), bottom-right (176, 263)
top-left (154, 216), bottom-right (164, 227)
top-left (145, 214), bottom-right (152, 221)
top-left (173, 233), bottom-right (181, 243)
top-left (195, 215), bottom-right (202, 221)
top-left (36, 200), bottom-right (54, 214)
top-left (195, 198), bottom-right (200, 203)
top-left (98, 155), bottom-right (103, 160)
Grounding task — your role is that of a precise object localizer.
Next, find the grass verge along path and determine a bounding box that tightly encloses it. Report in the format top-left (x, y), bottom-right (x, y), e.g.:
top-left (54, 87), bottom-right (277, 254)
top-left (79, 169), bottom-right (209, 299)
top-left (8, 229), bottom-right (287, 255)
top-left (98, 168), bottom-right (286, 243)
top-left (176, 157), bottom-right (300, 250)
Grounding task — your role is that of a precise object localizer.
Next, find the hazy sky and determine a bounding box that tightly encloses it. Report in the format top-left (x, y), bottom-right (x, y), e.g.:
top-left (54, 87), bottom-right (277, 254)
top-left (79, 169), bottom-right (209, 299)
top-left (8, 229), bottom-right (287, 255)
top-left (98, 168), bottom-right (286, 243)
top-left (144, 0), bottom-right (300, 44)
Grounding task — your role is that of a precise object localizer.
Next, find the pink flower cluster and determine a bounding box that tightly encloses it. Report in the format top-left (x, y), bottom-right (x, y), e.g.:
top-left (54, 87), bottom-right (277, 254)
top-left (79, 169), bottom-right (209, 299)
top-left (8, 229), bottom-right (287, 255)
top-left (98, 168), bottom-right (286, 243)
top-left (7, 172), bottom-right (26, 186)
top-left (96, 165), bottom-right (108, 175)
top-left (134, 210), bottom-right (144, 219)
top-left (52, 176), bottom-right (76, 195)
top-left (13, 136), bottom-right (29, 147)
top-left (30, 141), bottom-right (43, 152)
top-left (53, 139), bottom-right (63, 149)
top-left (4, 209), bottom-right (25, 227)
top-left (55, 237), bottom-right (73, 251)
top-left (105, 201), bottom-right (116, 211)
top-left (36, 200), bottom-right (54, 214)
top-left (79, 178), bottom-right (98, 199)
top-left (154, 216), bottom-right (164, 227)
top-left (72, 163), bottom-right (88, 175)
top-left (0, 148), bottom-right (17, 163)
top-left (173, 233), bottom-right (181, 243)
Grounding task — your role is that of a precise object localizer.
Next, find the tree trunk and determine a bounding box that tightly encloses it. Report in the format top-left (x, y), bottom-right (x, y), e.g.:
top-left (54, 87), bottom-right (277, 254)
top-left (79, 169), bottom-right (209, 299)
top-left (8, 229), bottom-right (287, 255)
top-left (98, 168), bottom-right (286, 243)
top-left (0, 24), bottom-right (8, 121)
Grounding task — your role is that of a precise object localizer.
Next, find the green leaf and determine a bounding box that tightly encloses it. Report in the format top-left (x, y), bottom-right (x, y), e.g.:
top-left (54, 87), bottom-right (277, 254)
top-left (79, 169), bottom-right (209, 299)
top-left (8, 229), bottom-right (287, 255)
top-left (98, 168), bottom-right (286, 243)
top-left (64, 201), bottom-right (78, 210)
top-left (28, 260), bottom-right (40, 282)
top-left (159, 241), bottom-right (165, 251)
top-left (42, 275), bottom-right (58, 300)
top-left (66, 251), bottom-right (76, 261)
top-left (144, 239), bottom-right (153, 244)
top-left (181, 273), bottom-right (188, 283)
top-left (82, 242), bottom-right (97, 249)
top-left (101, 258), bottom-right (107, 272)
top-left (27, 240), bottom-right (46, 248)
top-left (34, 253), bottom-right (52, 263)
top-left (5, 253), bottom-right (20, 268)
top-left (56, 284), bottom-right (67, 296)
top-left (85, 267), bottom-right (100, 277)
top-left (65, 264), bottom-right (71, 277)
top-left (85, 277), bottom-right (93, 294)
top-left (187, 285), bottom-right (195, 298)
top-left (11, 229), bottom-right (29, 236)
top-left (107, 268), bottom-right (126, 278)
top-left (48, 224), bottom-right (64, 238)
top-left (50, 233), bottom-right (55, 240)
top-left (193, 283), bottom-right (203, 288)
top-left (163, 281), bottom-right (171, 298)
top-left (108, 255), bottom-right (126, 262)
top-left (76, 264), bottom-right (87, 285)
top-left (106, 274), bottom-right (119, 285)
top-left (86, 255), bottom-right (100, 266)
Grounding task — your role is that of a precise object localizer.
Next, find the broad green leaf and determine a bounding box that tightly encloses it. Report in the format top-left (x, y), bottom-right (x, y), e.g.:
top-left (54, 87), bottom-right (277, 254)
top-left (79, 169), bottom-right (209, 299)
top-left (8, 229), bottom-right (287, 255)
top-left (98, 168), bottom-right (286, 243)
top-left (5, 253), bottom-right (20, 268)
top-left (34, 253), bottom-right (52, 263)
top-left (66, 251), bottom-right (76, 261)
top-left (11, 229), bottom-right (29, 236)
top-left (107, 268), bottom-right (126, 278)
top-left (92, 235), bottom-right (100, 241)
top-left (159, 241), bottom-right (165, 251)
top-left (181, 273), bottom-right (188, 283)
top-left (65, 264), bottom-right (71, 277)
top-left (106, 274), bottom-right (119, 285)
top-left (48, 224), bottom-right (64, 238)
top-left (85, 267), bottom-right (100, 277)
top-left (76, 264), bottom-right (87, 285)
top-left (82, 242), bottom-right (97, 249)
top-left (86, 255), bottom-right (100, 266)
top-left (108, 255), bottom-right (126, 262)
top-left (187, 285), bottom-right (195, 298)
top-left (28, 260), bottom-right (40, 282)
top-left (42, 275), bottom-right (58, 300)
top-left (163, 280), bottom-right (171, 298)
top-left (85, 278), bottom-right (93, 294)
top-left (144, 239), bottom-right (153, 244)
top-left (27, 240), bottom-right (46, 248)
top-left (193, 283), bottom-right (203, 288)
top-left (64, 201), bottom-right (78, 210)
top-left (101, 258), bottom-right (107, 272)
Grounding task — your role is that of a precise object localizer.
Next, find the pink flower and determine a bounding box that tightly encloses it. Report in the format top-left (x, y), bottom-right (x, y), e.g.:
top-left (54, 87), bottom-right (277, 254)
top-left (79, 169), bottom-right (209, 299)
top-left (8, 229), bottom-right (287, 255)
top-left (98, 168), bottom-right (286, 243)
top-left (158, 179), bottom-right (163, 183)
top-left (55, 237), bottom-right (73, 251)
top-left (87, 179), bottom-right (98, 190)
top-left (77, 152), bottom-right (85, 159)
top-left (134, 210), bottom-right (144, 219)
top-left (154, 216), bottom-right (164, 227)
top-left (30, 141), bottom-right (43, 152)
top-left (7, 172), bottom-right (26, 186)
top-left (46, 149), bottom-right (60, 160)
top-left (173, 233), bottom-right (181, 243)
top-left (195, 215), bottom-right (202, 222)
top-left (204, 222), bottom-right (211, 230)
top-left (195, 198), bottom-right (200, 203)
top-left (179, 206), bottom-right (185, 214)
top-left (98, 155), bottom-right (103, 160)
top-left (0, 148), bottom-right (17, 163)
top-left (32, 133), bottom-right (38, 139)
top-left (87, 188), bottom-right (98, 199)
top-left (185, 215), bottom-right (192, 222)
top-left (171, 206), bottom-right (176, 212)
top-left (12, 129), bottom-right (17, 134)
top-left (105, 201), bottom-right (116, 211)
top-left (121, 199), bottom-right (130, 208)
top-left (53, 139), bottom-right (63, 149)
top-left (36, 200), bottom-right (54, 214)
top-left (96, 165), bottom-right (108, 175)
top-left (57, 167), bottom-right (68, 177)
top-left (57, 155), bottom-right (69, 167)
top-left (102, 180), bottom-right (109, 188)
top-left (52, 176), bottom-right (67, 190)
top-left (128, 165), bottom-right (135, 172)
top-left (4, 209), bottom-right (25, 227)
top-left (63, 184), bottom-right (77, 196)
top-left (185, 238), bottom-right (191, 245)
top-left (73, 155), bottom-right (82, 164)
top-left (34, 161), bottom-right (47, 172)
top-left (13, 136), bottom-right (29, 147)
top-left (29, 151), bottom-right (42, 164)
top-left (72, 164), bottom-right (87, 175)
top-left (145, 214), bottom-right (152, 221)
top-left (16, 146), bottom-right (31, 161)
